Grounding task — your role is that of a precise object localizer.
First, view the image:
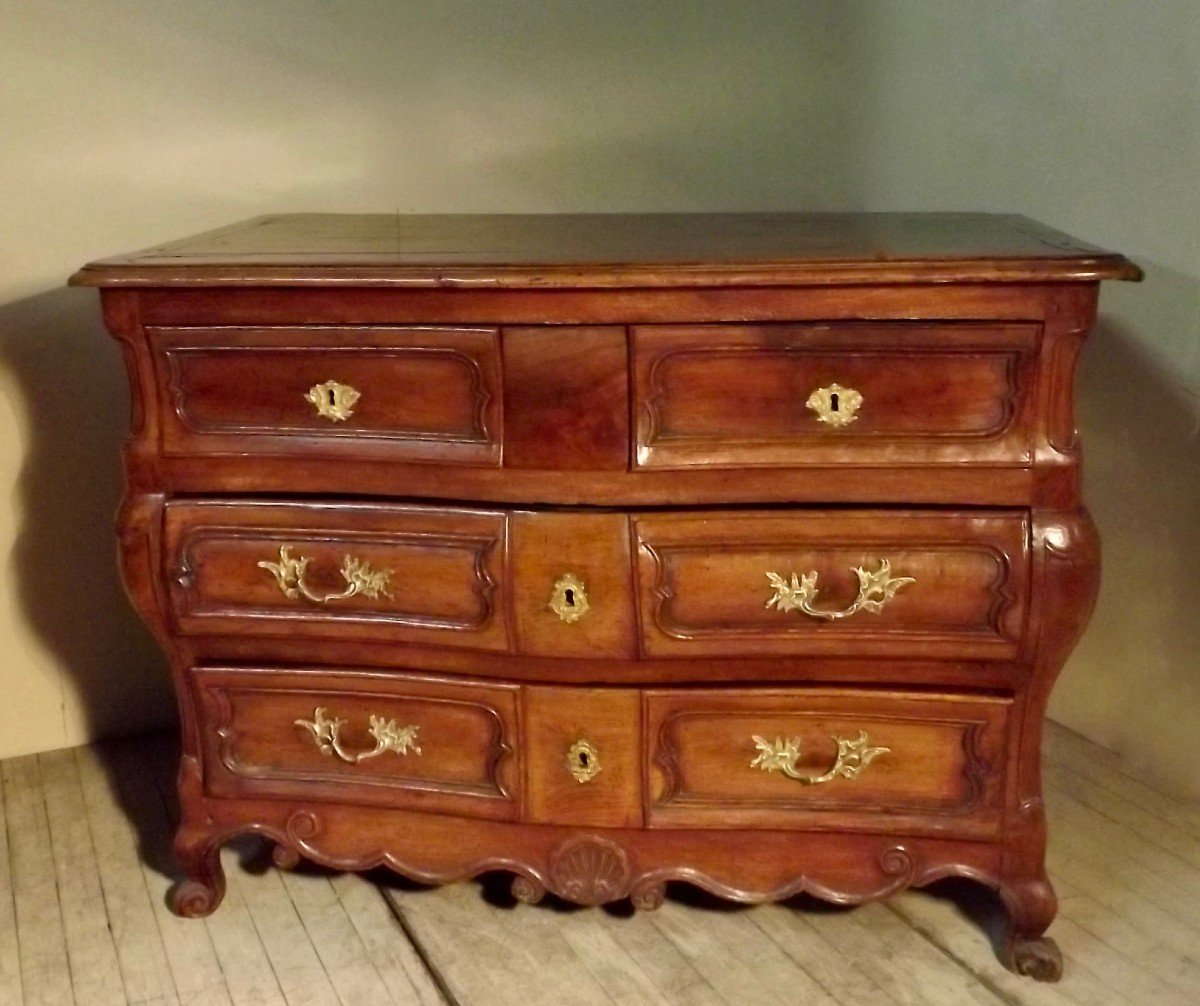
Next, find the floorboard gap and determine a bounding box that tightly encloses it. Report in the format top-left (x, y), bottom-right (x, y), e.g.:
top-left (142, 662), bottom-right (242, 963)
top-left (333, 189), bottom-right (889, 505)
top-left (884, 901), bottom-right (1024, 1006)
top-left (378, 887), bottom-right (461, 1006)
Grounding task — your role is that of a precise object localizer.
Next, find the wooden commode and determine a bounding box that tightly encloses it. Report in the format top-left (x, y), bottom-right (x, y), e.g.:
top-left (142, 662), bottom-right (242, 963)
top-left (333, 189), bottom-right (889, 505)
top-left (73, 213), bottom-right (1139, 980)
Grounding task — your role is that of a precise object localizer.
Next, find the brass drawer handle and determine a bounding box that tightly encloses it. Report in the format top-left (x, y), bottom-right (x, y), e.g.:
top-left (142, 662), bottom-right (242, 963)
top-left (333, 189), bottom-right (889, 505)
top-left (565, 738), bottom-right (601, 783)
top-left (258, 545), bottom-right (392, 604)
top-left (765, 559), bottom-right (913, 621)
top-left (305, 379), bottom-right (360, 422)
top-left (549, 573), bottom-right (589, 624)
top-left (806, 383), bottom-right (862, 427)
top-left (751, 730), bottom-right (888, 785)
top-left (296, 707), bottom-right (421, 764)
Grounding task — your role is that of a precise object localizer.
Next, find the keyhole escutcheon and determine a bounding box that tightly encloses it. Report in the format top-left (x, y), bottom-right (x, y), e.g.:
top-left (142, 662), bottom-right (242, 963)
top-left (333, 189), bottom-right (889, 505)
top-left (550, 573), bottom-right (589, 624)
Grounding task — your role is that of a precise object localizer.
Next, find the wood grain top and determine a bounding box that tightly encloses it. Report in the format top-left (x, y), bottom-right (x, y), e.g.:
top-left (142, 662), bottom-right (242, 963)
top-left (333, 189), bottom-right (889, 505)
top-left (71, 212), bottom-right (1141, 288)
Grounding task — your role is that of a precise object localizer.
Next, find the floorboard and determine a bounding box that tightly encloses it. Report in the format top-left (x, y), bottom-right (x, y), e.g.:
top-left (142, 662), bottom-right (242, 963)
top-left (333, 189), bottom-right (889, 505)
top-left (2, 720), bottom-right (1198, 1005)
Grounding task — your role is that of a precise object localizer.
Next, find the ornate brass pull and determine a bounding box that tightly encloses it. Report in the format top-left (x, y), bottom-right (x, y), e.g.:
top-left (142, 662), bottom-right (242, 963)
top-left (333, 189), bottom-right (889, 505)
top-left (765, 559), bottom-right (913, 621)
top-left (549, 573), bottom-right (589, 624)
top-left (751, 730), bottom-right (889, 785)
top-left (806, 383), bottom-right (862, 427)
top-left (565, 739), bottom-right (601, 783)
top-left (305, 380), bottom-right (360, 422)
top-left (258, 545), bottom-right (392, 604)
top-left (295, 707), bottom-right (421, 763)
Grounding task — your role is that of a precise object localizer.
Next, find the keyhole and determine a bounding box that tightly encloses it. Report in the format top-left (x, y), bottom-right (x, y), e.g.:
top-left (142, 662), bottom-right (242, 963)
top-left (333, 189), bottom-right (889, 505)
top-left (326, 389), bottom-right (337, 408)
top-left (829, 392), bottom-right (839, 412)
top-left (564, 588), bottom-right (575, 607)
top-left (578, 751), bottom-right (589, 767)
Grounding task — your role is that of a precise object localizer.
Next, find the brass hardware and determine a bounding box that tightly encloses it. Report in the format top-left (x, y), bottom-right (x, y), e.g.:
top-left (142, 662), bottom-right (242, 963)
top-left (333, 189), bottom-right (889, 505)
top-left (295, 707), bottom-right (421, 764)
top-left (305, 380), bottom-right (360, 422)
top-left (549, 573), bottom-right (589, 624)
top-left (806, 383), bottom-right (862, 427)
top-left (765, 559), bottom-right (913, 621)
top-left (565, 738), bottom-right (602, 783)
top-left (751, 730), bottom-right (889, 785)
top-left (258, 545), bottom-right (392, 604)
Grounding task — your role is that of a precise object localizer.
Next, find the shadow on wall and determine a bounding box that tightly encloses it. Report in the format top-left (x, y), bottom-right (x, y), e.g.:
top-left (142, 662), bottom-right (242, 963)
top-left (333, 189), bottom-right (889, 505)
top-left (1053, 264), bottom-right (1200, 799)
top-left (0, 286), bottom-right (171, 749)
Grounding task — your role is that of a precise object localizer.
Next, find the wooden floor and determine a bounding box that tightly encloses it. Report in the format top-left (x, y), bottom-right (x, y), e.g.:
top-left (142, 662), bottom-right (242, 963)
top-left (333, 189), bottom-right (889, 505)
top-left (2, 723), bottom-right (1199, 1005)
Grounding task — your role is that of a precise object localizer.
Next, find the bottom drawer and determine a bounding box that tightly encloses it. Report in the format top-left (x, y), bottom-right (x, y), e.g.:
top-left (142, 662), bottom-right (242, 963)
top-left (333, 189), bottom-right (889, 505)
top-left (645, 688), bottom-right (1010, 837)
top-left (193, 666), bottom-right (522, 820)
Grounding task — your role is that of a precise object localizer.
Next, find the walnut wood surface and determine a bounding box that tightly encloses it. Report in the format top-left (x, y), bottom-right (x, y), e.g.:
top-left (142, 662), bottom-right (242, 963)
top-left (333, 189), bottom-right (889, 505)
top-left (644, 688), bottom-right (1009, 836)
top-left (524, 686), bottom-right (642, 829)
top-left (151, 325), bottom-right (502, 466)
top-left (69, 212), bottom-right (1140, 288)
top-left (81, 213), bottom-right (1138, 981)
top-left (634, 509), bottom-right (1029, 660)
top-left (633, 323), bottom-right (1039, 468)
top-left (194, 666), bottom-right (522, 820)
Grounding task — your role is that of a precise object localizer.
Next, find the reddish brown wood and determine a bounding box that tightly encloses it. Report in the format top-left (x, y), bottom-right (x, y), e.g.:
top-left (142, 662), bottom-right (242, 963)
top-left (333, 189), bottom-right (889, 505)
top-left (194, 666), bottom-right (522, 820)
top-left (150, 325), bottom-right (503, 467)
top-left (524, 686), bottom-right (642, 828)
top-left (633, 323), bottom-right (1039, 469)
top-left (162, 499), bottom-right (510, 651)
top-left (74, 213), bottom-right (1138, 980)
top-left (508, 511), bottom-right (637, 659)
top-left (69, 212), bottom-right (1140, 288)
top-left (633, 509), bottom-right (1029, 660)
top-left (502, 326), bottom-right (629, 470)
top-left (644, 688), bottom-right (1009, 837)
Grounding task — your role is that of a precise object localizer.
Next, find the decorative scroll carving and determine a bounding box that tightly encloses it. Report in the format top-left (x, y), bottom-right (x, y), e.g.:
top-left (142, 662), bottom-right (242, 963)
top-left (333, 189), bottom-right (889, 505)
top-left (510, 875), bottom-right (547, 905)
top-left (630, 882), bottom-right (667, 912)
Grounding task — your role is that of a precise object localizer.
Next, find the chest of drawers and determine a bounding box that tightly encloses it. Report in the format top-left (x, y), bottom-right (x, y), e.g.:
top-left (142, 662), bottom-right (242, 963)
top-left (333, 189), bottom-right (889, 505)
top-left (73, 213), bottom-right (1139, 980)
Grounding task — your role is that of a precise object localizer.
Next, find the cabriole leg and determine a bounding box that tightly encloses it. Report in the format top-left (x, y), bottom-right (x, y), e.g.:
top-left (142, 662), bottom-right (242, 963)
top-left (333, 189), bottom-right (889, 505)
top-left (170, 830), bottom-right (227, 917)
top-left (1001, 874), bottom-right (1062, 982)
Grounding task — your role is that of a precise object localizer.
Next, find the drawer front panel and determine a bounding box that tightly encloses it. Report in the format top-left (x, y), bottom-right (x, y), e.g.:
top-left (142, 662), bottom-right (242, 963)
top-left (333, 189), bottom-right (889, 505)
top-left (151, 326), bottom-right (502, 466)
top-left (165, 501), bottom-right (508, 650)
top-left (194, 667), bottom-right (521, 819)
top-left (645, 689), bottom-right (1009, 836)
top-left (633, 324), bottom-right (1038, 468)
top-left (635, 510), bottom-right (1028, 660)
top-left (524, 686), bottom-right (642, 828)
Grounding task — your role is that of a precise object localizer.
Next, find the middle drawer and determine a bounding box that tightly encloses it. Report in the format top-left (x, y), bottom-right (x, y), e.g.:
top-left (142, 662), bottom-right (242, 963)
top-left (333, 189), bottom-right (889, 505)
top-left (164, 500), bottom-right (1029, 662)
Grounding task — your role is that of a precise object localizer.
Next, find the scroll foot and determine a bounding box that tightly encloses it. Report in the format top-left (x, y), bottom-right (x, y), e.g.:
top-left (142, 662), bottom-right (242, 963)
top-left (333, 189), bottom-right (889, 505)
top-left (271, 843), bottom-right (301, 871)
top-left (510, 875), bottom-right (546, 905)
top-left (1011, 935), bottom-right (1063, 982)
top-left (631, 882), bottom-right (666, 912)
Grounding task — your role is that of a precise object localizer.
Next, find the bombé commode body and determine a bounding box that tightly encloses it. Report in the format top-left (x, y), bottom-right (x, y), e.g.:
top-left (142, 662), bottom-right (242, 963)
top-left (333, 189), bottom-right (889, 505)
top-left (72, 213), bottom-right (1140, 980)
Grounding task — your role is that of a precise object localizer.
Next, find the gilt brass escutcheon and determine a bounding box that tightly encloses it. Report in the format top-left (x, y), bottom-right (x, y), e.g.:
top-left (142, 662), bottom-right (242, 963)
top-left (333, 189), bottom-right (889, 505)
top-left (305, 379), bottom-right (360, 422)
top-left (549, 573), bottom-right (589, 624)
top-left (806, 383), bottom-right (862, 427)
top-left (565, 738), bottom-right (601, 783)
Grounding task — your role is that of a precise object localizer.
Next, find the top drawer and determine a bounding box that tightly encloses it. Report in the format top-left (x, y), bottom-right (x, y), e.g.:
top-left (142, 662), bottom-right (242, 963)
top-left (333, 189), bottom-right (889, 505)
top-left (632, 324), bottom-right (1038, 468)
top-left (149, 326), bottom-right (502, 466)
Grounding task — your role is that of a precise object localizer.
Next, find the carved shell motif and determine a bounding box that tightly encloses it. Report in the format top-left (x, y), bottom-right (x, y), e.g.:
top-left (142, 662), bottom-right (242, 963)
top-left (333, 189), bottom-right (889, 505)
top-left (548, 836), bottom-right (632, 905)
